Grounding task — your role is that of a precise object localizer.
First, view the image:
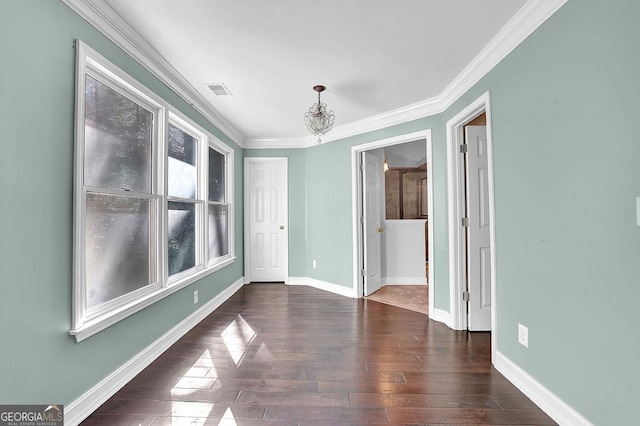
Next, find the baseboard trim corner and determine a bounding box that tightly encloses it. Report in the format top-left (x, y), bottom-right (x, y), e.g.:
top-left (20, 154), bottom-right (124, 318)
top-left (64, 277), bottom-right (245, 426)
top-left (287, 277), bottom-right (356, 298)
top-left (494, 351), bottom-right (592, 426)
top-left (430, 308), bottom-right (452, 327)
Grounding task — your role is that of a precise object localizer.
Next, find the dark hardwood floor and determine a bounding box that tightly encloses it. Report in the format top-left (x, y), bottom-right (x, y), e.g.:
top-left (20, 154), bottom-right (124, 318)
top-left (81, 284), bottom-right (555, 425)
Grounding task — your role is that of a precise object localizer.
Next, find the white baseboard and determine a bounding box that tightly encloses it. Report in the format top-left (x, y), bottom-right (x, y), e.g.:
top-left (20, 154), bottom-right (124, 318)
top-left (494, 351), bottom-right (592, 426)
top-left (64, 277), bottom-right (245, 426)
top-left (382, 278), bottom-right (427, 286)
top-left (430, 308), bottom-right (452, 327)
top-left (287, 276), bottom-right (356, 298)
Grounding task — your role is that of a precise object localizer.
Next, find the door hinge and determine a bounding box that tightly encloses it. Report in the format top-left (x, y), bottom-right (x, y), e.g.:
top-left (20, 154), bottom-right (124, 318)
top-left (360, 216), bottom-right (365, 224)
top-left (460, 144), bottom-right (468, 154)
top-left (463, 291), bottom-right (470, 302)
top-left (462, 217), bottom-right (469, 227)
top-left (359, 163), bottom-right (364, 172)
top-left (361, 269), bottom-right (366, 277)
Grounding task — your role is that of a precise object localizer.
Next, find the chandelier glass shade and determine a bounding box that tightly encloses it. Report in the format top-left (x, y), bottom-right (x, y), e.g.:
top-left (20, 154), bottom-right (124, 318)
top-left (304, 85), bottom-right (335, 143)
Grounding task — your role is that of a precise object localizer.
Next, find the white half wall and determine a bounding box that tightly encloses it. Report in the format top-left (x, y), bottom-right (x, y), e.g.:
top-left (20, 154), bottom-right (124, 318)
top-left (382, 220), bottom-right (427, 285)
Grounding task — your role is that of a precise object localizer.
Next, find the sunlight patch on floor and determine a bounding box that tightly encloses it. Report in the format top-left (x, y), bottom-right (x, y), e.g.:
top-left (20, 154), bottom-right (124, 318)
top-left (222, 314), bottom-right (257, 365)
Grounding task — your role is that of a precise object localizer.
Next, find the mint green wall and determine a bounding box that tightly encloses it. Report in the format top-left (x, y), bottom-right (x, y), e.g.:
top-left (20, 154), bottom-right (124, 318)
top-left (0, 0), bottom-right (243, 405)
top-left (248, 1), bottom-right (640, 422)
top-left (246, 121), bottom-right (449, 306)
top-left (3, 0), bottom-right (638, 423)
top-left (243, 149), bottom-right (308, 277)
top-left (440, 1), bottom-right (640, 423)
top-left (303, 118), bottom-right (447, 299)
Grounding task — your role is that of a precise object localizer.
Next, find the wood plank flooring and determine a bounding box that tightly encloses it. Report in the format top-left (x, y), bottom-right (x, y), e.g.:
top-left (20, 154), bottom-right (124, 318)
top-left (81, 284), bottom-right (555, 425)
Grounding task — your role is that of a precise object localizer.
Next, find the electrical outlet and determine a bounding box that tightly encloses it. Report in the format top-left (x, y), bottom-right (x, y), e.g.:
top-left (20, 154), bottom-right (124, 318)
top-left (193, 290), bottom-right (198, 304)
top-left (312, 260), bottom-right (317, 269)
top-left (518, 323), bottom-right (528, 348)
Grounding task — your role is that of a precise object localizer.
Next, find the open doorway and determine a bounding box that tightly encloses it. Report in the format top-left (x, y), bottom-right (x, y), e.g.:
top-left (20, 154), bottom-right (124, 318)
top-left (446, 92), bottom-right (497, 357)
top-left (351, 130), bottom-right (435, 316)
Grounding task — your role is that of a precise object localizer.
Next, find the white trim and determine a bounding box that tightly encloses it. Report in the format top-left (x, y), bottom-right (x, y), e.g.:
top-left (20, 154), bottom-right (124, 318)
top-left (61, 0), bottom-right (244, 147)
top-left (426, 138), bottom-right (435, 319)
top-left (382, 278), bottom-right (428, 286)
top-left (71, 41), bottom-right (236, 341)
top-left (350, 130), bottom-right (432, 299)
top-left (430, 308), bottom-right (452, 328)
top-left (445, 92), bottom-right (498, 361)
top-left (70, 256), bottom-right (235, 342)
top-left (65, 277), bottom-right (245, 426)
top-left (243, 137), bottom-right (308, 150)
top-left (243, 0), bottom-right (568, 149)
top-left (62, 0), bottom-right (566, 149)
top-left (494, 352), bottom-right (593, 426)
top-left (438, 0), bottom-right (568, 109)
top-left (287, 277), bottom-right (356, 298)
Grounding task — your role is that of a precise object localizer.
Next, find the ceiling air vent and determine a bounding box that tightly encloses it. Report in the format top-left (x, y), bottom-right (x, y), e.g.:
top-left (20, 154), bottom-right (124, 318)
top-left (207, 83), bottom-right (232, 96)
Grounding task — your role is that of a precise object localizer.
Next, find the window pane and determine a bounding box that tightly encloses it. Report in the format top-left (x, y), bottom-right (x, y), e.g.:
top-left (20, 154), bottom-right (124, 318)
top-left (208, 204), bottom-right (229, 259)
top-left (84, 75), bottom-right (153, 193)
top-left (85, 193), bottom-right (154, 309)
top-left (208, 148), bottom-right (225, 202)
top-left (168, 124), bottom-right (197, 198)
top-left (168, 201), bottom-right (196, 276)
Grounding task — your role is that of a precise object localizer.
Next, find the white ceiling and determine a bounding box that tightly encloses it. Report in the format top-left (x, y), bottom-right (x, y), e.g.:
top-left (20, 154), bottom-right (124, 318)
top-left (99, 0), bottom-right (528, 144)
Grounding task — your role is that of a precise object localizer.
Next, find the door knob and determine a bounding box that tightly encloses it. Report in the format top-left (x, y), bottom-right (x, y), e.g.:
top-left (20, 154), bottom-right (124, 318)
top-left (280, 225), bottom-right (285, 230)
top-left (377, 227), bottom-right (384, 233)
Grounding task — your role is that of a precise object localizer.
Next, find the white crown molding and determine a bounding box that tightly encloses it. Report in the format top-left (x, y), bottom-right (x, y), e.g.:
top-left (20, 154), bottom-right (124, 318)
top-left (494, 351), bottom-right (593, 426)
top-left (60, 0), bottom-right (245, 147)
top-left (244, 0), bottom-right (567, 149)
top-left (243, 137), bottom-right (309, 150)
top-left (62, 0), bottom-right (567, 150)
top-left (438, 0), bottom-right (569, 109)
top-left (64, 277), bottom-right (245, 426)
top-left (312, 95), bottom-right (445, 146)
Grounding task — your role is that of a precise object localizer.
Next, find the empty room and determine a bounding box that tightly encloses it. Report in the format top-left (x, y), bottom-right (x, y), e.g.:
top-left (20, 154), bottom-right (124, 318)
top-left (1, 1), bottom-right (638, 425)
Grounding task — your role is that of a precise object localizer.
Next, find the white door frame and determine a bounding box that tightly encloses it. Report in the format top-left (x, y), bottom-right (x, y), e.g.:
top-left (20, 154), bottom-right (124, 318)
top-left (446, 91), bottom-right (497, 356)
top-left (243, 157), bottom-right (289, 284)
top-left (351, 130), bottom-right (434, 315)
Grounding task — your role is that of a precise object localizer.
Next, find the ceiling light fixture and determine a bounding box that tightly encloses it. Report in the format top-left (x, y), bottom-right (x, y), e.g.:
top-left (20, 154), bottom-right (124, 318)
top-left (304, 85), bottom-right (335, 144)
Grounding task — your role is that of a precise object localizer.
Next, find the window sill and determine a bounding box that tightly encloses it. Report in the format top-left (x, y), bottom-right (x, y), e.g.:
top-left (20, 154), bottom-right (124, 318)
top-left (69, 256), bottom-right (236, 342)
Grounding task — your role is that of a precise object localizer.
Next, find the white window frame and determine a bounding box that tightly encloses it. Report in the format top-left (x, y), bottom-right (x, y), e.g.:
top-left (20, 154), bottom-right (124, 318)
top-left (71, 41), bottom-right (235, 342)
top-left (166, 114), bottom-right (206, 283)
top-left (206, 135), bottom-right (235, 268)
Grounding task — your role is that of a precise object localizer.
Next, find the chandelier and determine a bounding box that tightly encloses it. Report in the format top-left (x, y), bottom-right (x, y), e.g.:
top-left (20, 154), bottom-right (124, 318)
top-left (304, 85), bottom-right (335, 144)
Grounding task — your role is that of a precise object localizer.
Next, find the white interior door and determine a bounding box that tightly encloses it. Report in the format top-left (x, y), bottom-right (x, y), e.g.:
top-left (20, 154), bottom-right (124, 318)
top-left (465, 125), bottom-right (491, 331)
top-left (362, 151), bottom-right (383, 296)
top-left (245, 158), bottom-right (288, 282)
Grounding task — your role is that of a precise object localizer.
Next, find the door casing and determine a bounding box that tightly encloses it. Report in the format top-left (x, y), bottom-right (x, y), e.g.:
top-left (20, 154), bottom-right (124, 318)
top-left (446, 91), bottom-right (497, 358)
top-left (351, 130), bottom-right (434, 314)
